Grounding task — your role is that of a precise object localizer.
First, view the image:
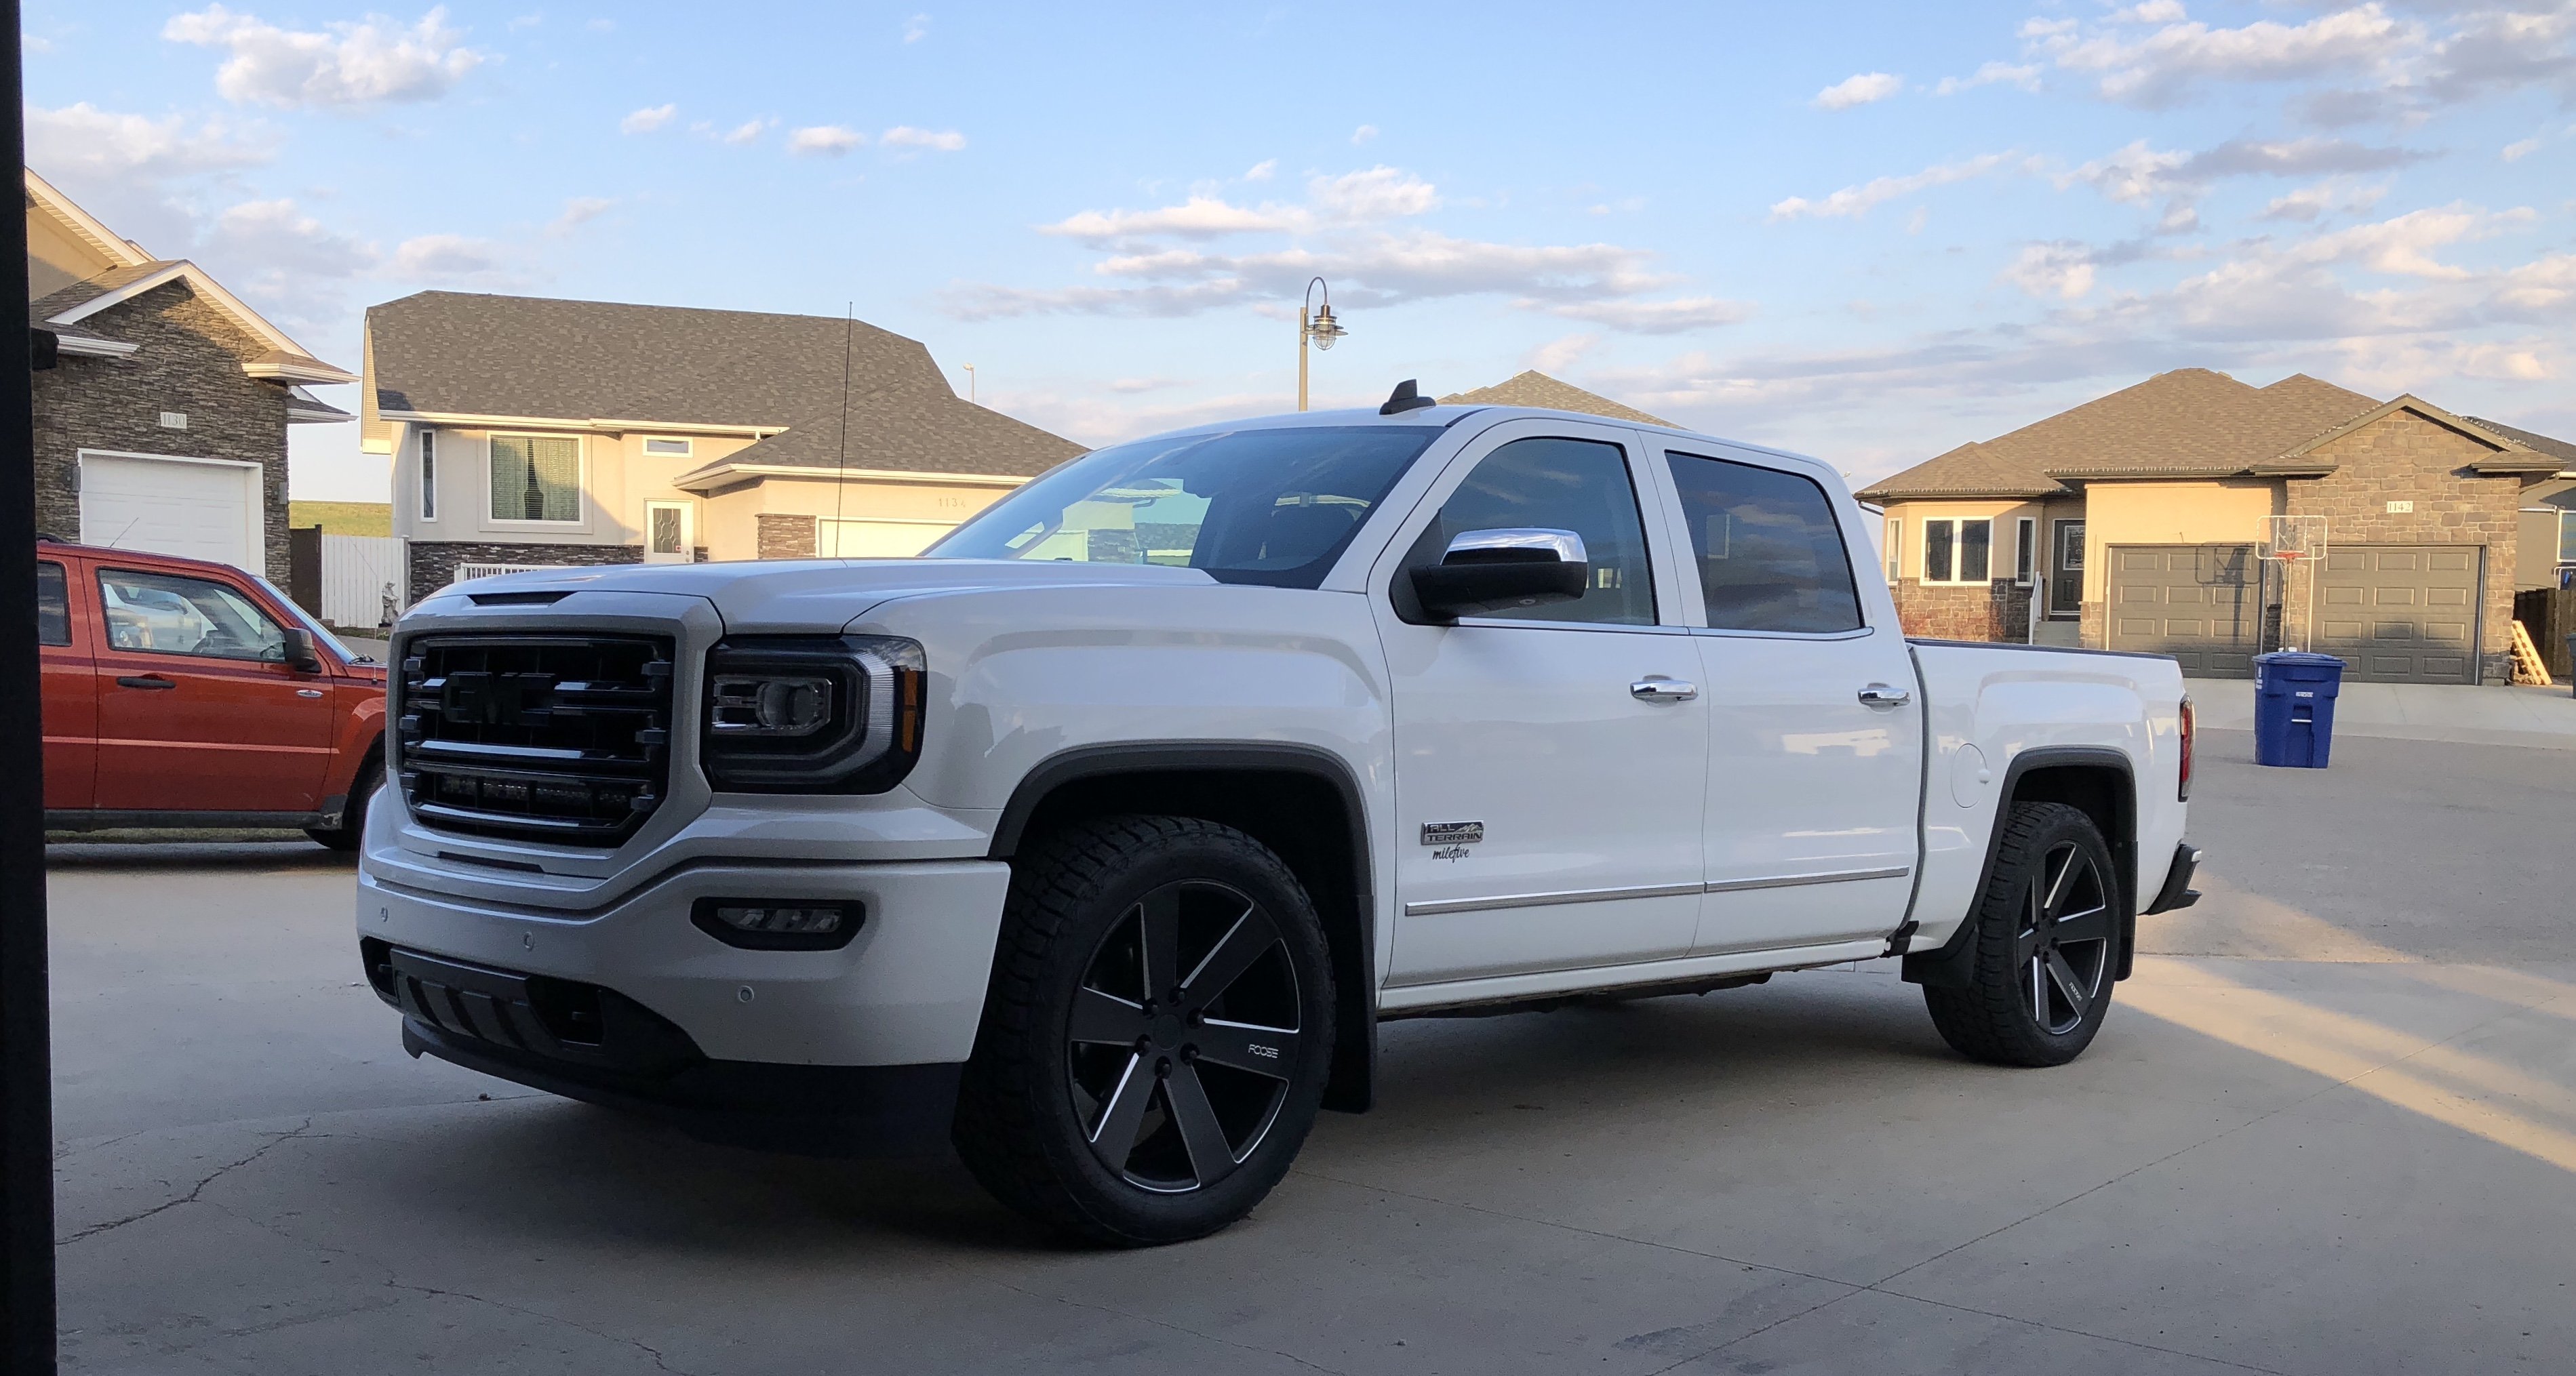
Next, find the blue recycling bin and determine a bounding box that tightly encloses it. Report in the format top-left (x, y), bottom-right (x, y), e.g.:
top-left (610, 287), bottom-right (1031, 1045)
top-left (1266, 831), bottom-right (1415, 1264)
top-left (2253, 652), bottom-right (2347, 768)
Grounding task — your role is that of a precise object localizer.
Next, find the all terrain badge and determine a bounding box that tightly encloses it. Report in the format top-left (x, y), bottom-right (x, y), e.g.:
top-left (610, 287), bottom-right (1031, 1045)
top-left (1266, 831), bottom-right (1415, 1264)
top-left (1421, 821), bottom-right (1484, 846)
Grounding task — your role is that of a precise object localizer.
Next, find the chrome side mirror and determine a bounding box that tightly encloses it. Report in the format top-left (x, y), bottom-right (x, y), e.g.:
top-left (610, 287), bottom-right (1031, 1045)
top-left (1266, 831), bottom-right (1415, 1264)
top-left (1409, 527), bottom-right (1589, 621)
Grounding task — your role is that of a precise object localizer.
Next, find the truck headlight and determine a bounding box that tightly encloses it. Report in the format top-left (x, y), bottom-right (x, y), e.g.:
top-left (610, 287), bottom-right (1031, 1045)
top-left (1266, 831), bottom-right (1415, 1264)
top-left (699, 635), bottom-right (925, 793)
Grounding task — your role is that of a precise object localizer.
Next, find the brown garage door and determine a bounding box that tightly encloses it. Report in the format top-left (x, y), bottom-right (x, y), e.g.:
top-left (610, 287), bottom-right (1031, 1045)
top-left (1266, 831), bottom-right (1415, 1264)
top-left (2315, 545), bottom-right (2482, 683)
top-left (2106, 544), bottom-right (2260, 678)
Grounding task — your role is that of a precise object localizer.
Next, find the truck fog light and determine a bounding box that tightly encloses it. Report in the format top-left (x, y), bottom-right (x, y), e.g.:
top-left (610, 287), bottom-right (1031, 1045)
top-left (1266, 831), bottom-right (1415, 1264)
top-left (690, 897), bottom-right (864, 950)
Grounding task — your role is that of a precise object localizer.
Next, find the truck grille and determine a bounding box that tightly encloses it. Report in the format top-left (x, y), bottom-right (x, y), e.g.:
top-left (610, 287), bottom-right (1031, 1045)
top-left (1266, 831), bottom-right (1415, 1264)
top-left (395, 633), bottom-right (675, 845)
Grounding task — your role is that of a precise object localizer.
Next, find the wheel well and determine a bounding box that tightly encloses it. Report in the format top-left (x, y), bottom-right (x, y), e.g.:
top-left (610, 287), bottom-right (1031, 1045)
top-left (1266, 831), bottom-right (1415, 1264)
top-left (1903, 750), bottom-right (2141, 988)
top-left (996, 754), bottom-right (1376, 1114)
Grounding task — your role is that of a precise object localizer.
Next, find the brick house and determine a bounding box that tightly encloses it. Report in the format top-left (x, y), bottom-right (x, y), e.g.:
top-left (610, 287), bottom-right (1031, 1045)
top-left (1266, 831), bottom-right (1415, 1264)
top-left (361, 292), bottom-right (1083, 603)
top-left (1856, 369), bottom-right (2573, 683)
top-left (25, 171), bottom-right (355, 582)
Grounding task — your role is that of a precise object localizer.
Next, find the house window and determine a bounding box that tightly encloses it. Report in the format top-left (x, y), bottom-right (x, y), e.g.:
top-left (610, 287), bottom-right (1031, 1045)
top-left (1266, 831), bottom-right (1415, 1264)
top-left (2014, 517), bottom-right (2036, 584)
top-left (2560, 508), bottom-right (2575, 566)
top-left (1885, 519), bottom-right (1902, 584)
top-left (489, 436), bottom-right (581, 523)
top-left (1922, 518), bottom-right (1992, 584)
top-left (418, 430), bottom-right (437, 521)
top-left (642, 437), bottom-right (693, 458)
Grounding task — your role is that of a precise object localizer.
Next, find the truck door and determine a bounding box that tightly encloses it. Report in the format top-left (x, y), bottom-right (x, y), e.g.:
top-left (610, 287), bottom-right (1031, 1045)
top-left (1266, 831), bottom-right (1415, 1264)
top-left (1655, 446), bottom-right (1924, 954)
top-left (38, 556), bottom-right (96, 811)
top-left (1371, 419), bottom-right (1707, 986)
top-left (91, 564), bottom-right (334, 815)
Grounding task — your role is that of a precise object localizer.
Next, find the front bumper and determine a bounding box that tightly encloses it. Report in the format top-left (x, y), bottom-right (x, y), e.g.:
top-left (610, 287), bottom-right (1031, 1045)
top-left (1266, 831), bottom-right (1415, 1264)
top-left (358, 855), bottom-right (1011, 1146)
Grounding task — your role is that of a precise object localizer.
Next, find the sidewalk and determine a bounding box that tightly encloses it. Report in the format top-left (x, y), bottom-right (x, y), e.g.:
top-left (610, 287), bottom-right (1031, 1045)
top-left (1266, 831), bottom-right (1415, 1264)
top-left (2188, 676), bottom-right (2576, 750)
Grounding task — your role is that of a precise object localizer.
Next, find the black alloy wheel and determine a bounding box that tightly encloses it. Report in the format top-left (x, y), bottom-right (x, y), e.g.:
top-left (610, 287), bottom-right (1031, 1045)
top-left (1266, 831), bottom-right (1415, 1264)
top-left (954, 815), bottom-right (1336, 1246)
top-left (1066, 879), bottom-right (1303, 1192)
top-left (2016, 839), bottom-right (2111, 1036)
top-left (1922, 801), bottom-right (2122, 1067)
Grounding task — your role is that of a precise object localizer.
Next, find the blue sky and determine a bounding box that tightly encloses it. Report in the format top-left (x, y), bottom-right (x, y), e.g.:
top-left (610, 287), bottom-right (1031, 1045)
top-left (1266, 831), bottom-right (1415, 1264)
top-left (24, 1), bottom-right (2576, 501)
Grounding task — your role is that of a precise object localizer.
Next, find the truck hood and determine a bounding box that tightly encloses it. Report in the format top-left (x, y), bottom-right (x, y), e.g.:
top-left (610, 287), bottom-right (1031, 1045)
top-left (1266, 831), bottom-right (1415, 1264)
top-left (414, 558), bottom-right (1221, 632)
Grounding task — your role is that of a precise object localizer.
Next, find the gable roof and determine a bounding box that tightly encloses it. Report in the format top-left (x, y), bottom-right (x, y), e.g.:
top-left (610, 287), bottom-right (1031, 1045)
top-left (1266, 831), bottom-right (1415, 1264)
top-left (366, 291), bottom-right (1082, 481)
top-left (1857, 369), bottom-right (2383, 501)
top-left (24, 170), bottom-right (355, 386)
top-left (1440, 370), bottom-right (1676, 428)
top-left (2274, 394), bottom-right (2560, 475)
top-left (2464, 416), bottom-right (2576, 472)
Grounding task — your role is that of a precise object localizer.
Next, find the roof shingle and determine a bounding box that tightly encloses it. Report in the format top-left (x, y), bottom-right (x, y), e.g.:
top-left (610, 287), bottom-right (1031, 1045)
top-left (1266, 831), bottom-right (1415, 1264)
top-left (1439, 370), bottom-right (1676, 428)
top-left (366, 291), bottom-right (1082, 479)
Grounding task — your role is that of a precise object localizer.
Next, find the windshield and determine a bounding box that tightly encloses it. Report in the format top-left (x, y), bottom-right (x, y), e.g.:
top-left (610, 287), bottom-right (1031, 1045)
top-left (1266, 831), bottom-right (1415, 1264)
top-left (253, 576), bottom-right (368, 663)
top-left (926, 425), bottom-right (1440, 588)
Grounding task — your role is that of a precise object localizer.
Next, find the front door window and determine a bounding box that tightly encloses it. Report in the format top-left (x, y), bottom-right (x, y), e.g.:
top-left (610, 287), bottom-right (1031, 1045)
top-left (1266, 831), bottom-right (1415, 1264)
top-left (644, 501), bottom-right (692, 563)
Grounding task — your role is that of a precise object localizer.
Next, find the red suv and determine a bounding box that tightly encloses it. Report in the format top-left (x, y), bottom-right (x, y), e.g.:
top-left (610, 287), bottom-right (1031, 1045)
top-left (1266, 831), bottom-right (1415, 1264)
top-left (37, 540), bottom-right (388, 849)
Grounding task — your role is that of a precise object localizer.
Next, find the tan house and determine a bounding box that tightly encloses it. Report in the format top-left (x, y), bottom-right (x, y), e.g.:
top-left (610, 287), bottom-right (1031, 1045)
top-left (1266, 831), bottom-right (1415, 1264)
top-left (1856, 369), bottom-right (2574, 683)
top-left (1441, 370), bottom-right (1676, 426)
top-left (361, 292), bottom-right (1083, 601)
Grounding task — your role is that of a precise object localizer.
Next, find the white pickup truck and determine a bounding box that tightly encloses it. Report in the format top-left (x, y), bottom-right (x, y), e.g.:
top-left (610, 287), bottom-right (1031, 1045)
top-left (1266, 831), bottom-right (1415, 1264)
top-left (358, 387), bottom-right (2200, 1245)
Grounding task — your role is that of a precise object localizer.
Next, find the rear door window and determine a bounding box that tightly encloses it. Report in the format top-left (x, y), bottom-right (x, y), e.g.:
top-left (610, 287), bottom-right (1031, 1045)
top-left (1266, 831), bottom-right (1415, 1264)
top-left (37, 561), bottom-right (71, 646)
top-left (1665, 451), bottom-right (1864, 634)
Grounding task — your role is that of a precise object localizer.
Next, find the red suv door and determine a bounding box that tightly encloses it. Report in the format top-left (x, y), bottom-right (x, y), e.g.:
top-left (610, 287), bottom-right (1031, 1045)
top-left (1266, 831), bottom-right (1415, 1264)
top-left (38, 554), bottom-right (97, 811)
top-left (90, 563), bottom-right (333, 815)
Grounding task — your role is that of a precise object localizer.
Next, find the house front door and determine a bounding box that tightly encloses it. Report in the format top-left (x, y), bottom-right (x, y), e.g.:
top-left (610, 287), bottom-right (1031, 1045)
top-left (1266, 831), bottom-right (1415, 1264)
top-left (2050, 519), bottom-right (2085, 619)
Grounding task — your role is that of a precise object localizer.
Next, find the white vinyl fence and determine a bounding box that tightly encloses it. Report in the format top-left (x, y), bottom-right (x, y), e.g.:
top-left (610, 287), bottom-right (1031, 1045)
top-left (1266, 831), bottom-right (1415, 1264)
top-left (452, 561), bottom-right (573, 583)
top-left (320, 534), bottom-right (405, 630)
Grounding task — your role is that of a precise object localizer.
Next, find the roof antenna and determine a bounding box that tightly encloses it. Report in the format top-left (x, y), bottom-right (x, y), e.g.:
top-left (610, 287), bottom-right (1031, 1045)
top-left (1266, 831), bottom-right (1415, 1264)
top-left (831, 302), bottom-right (853, 555)
top-left (1379, 378), bottom-right (1435, 415)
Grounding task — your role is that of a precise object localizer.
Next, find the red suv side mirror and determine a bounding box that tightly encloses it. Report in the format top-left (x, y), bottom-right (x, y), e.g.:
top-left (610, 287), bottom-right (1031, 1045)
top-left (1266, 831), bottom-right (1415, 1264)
top-left (282, 628), bottom-right (324, 674)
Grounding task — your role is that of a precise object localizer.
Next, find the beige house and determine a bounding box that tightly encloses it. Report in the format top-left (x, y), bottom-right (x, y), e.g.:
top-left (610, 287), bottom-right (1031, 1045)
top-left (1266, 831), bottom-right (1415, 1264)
top-left (361, 292), bottom-right (1082, 601)
top-left (1857, 369), bottom-right (2575, 683)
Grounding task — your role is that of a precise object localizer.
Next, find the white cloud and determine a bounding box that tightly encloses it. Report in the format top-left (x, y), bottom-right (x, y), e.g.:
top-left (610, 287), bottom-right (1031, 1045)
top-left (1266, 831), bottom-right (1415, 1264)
top-left (2295, 203), bottom-right (2524, 279)
top-left (2002, 242), bottom-right (2098, 300)
top-left (1770, 153), bottom-right (2015, 220)
top-left (1529, 333), bottom-right (1601, 373)
top-left (2061, 136), bottom-right (2426, 227)
top-left (24, 102), bottom-right (269, 182)
top-left (1813, 71), bottom-right (1903, 110)
top-left (788, 124), bottom-right (864, 155)
top-left (208, 197), bottom-right (374, 278)
top-left (881, 125), bottom-right (966, 151)
top-left (1350, 124), bottom-right (1378, 144)
top-left (162, 4), bottom-right (484, 109)
top-left (506, 13), bottom-right (540, 31)
top-left (389, 232), bottom-right (507, 282)
top-left (1935, 60), bottom-right (2042, 95)
top-left (1534, 296), bottom-right (1754, 332)
top-left (2040, 5), bottom-right (2420, 107)
top-left (721, 119), bottom-right (769, 145)
top-left (2502, 135), bottom-right (2544, 161)
top-left (1042, 167), bottom-right (1438, 242)
top-left (903, 12), bottom-right (929, 43)
top-left (549, 196), bottom-right (612, 235)
top-left (1242, 159), bottom-right (1277, 182)
top-left (620, 103), bottom-right (675, 134)
top-left (2258, 179), bottom-right (2390, 222)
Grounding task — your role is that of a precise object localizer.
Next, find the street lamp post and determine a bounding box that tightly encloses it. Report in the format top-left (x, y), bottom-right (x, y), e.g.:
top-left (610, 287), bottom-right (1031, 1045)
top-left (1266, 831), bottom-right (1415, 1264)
top-left (1296, 277), bottom-right (1345, 411)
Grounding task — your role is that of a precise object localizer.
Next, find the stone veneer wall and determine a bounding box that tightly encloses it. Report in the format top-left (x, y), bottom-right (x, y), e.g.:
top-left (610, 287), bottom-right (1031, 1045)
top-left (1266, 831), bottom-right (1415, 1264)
top-left (408, 541), bottom-right (646, 603)
top-left (2286, 410), bottom-right (2536, 683)
top-left (1892, 578), bottom-right (2033, 642)
top-left (33, 280), bottom-right (296, 584)
top-left (756, 513), bottom-right (818, 559)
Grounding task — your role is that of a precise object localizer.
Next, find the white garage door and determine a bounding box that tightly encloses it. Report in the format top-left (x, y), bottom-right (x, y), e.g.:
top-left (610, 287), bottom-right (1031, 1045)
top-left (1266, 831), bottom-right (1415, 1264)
top-left (78, 452), bottom-right (262, 573)
top-left (818, 519), bottom-right (953, 557)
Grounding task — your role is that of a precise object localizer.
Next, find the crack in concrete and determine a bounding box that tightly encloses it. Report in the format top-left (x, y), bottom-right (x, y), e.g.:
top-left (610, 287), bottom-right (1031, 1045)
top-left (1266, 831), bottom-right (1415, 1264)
top-left (387, 1281), bottom-right (698, 1375)
top-left (56, 1119), bottom-right (315, 1247)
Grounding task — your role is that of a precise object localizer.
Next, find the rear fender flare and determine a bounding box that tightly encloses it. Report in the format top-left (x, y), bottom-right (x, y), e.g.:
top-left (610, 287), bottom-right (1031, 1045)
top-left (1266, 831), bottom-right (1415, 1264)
top-left (1901, 746), bottom-right (2138, 988)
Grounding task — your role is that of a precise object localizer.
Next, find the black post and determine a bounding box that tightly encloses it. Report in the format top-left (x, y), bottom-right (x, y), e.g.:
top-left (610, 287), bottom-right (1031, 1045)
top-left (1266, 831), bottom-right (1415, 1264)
top-left (0, 0), bottom-right (60, 1369)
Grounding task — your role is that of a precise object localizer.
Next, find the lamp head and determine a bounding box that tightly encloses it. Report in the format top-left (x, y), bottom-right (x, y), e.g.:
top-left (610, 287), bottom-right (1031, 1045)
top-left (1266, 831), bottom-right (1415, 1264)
top-left (1309, 301), bottom-right (1347, 351)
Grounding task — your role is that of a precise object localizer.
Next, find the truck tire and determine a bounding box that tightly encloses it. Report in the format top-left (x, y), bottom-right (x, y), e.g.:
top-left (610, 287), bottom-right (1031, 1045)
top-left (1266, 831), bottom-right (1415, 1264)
top-left (954, 815), bottom-right (1337, 1246)
top-left (1922, 801), bottom-right (2120, 1068)
top-left (305, 754), bottom-right (381, 853)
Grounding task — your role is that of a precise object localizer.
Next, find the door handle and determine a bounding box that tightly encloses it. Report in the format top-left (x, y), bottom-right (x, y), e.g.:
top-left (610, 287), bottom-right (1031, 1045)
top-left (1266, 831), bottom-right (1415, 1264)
top-left (1857, 683), bottom-right (1912, 708)
top-left (115, 675), bottom-right (176, 690)
top-left (1631, 677), bottom-right (1699, 702)
top-left (296, 689), bottom-right (325, 699)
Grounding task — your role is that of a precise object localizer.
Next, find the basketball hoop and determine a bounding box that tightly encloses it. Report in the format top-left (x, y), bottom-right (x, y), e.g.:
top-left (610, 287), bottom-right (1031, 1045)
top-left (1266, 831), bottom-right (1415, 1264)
top-left (2261, 516), bottom-right (2328, 653)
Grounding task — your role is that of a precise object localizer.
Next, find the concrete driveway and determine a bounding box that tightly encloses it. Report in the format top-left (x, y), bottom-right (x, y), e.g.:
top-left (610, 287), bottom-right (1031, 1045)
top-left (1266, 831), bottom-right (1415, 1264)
top-left (45, 727), bottom-right (2576, 1375)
